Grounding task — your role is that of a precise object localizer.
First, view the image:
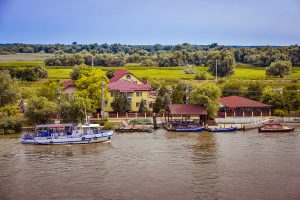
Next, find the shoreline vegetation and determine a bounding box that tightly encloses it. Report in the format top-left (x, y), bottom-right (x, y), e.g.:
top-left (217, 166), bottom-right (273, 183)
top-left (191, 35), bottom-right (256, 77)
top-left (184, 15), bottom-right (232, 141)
top-left (0, 43), bottom-right (300, 134)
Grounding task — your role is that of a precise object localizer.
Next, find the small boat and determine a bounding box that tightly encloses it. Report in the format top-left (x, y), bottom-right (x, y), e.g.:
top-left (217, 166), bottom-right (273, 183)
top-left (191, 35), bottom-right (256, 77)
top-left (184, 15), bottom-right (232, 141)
top-left (209, 127), bottom-right (237, 132)
top-left (175, 127), bottom-right (204, 132)
top-left (258, 123), bottom-right (294, 133)
top-left (22, 123), bottom-right (113, 144)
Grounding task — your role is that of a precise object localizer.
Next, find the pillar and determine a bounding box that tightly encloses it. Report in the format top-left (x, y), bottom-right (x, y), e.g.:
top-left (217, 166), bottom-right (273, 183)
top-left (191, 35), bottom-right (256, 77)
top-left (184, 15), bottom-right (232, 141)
top-left (234, 110), bottom-right (236, 118)
top-left (144, 112), bottom-right (147, 118)
top-left (224, 110), bottom-right (227, 118)
top-left (251, 110), bottom-right (254, 118)
top-left (242, 110), bottom-right (245, 117)
top-left (117, 112), bottom-right (119, 119)
top-left (135, 112), bottom-right (138, 118)
top-left (269, 109), bottom-right (272, 117)
top-left (260, 111), bottom-right (263, 118)
top-left (126, 112), bottom-right (128, 119)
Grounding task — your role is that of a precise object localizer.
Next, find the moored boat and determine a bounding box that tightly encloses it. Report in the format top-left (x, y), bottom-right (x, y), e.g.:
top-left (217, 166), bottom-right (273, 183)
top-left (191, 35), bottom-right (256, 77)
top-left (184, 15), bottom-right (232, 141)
top-left (208, 127), bottom-right (237, 132)
top-left (22, 123), bottom-right (113, 144)
top-left (175, 127), bottom-right (204, 132)
top-left (258, 123), bottom-right (294, 133)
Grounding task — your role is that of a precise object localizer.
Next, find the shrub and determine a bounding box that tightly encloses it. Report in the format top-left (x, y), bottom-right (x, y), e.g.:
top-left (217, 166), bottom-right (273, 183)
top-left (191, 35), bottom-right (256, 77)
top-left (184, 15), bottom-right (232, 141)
top-left (103, 122), bottom-right (114, 130)
top-left (184, 66), bottom-right (197, 74)
top-left (194, 72), bottom-right (207, 80)
top-left (274, 109), bottom-right (285, 117)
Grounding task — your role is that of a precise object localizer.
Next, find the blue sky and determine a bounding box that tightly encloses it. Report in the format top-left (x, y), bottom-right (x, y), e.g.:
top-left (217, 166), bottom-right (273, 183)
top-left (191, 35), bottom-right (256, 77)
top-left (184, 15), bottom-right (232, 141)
top-left (0, 0), bottom-right (300, 45)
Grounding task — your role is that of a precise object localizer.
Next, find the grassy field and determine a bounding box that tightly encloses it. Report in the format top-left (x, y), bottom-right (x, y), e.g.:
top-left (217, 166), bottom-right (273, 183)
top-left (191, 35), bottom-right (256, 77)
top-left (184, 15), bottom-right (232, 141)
top-left (0, 53), bottom-right (52, 63)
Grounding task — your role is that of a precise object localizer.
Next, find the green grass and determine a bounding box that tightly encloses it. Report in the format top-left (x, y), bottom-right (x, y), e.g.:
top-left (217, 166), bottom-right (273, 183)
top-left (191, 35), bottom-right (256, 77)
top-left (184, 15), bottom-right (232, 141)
top-left (0, 53), bottom-right (52, 63)
top-left (47, 69), bottom-right (72, 79)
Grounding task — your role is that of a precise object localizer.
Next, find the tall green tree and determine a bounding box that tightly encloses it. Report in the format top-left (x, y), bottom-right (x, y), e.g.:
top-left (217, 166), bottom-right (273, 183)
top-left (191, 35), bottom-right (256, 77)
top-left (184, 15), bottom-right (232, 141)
top-left (74, 65), bottom-right (109, 109)
top-left (111, 93), bottom-right (131, 113)
top-left (171, 84), bottom-right (185, 104)
top-left (25, 96), bottom-right (57, 124)
top-left (261, 87), bottom-right (285, 110)
top-left (153, 96), bottom-right (164, 113)
top-left (138, 99), bottom-right (147, 113)
top-left (58, 95), bottom-right (93, 123)
top-left (207, 50), bottom-right (235, 77)
top-left (245, 82), bottom-right (264, 101)
top-left (38, 80), bottom-right (62, 101)
top-left (0, 70), bottom-right (19, 107)
top-left (222, 81), bottom-right (245, 97)
top-left (189, 83), bottom-right (221, 118)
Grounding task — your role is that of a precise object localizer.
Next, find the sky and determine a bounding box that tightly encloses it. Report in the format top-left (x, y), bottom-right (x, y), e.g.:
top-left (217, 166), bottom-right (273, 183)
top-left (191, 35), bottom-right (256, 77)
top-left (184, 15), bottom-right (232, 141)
top-left (0, 0), bottom-right (300, 45)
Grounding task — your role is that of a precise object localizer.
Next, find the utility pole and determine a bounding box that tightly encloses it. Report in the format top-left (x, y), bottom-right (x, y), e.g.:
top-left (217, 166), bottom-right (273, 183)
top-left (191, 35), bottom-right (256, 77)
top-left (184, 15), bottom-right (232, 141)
top-left (101, 77), bottom-right (106, 120)
top-left (215, 60), bottom-right (218, 82)
top-left (91, 56), bottom-right (94, 67)
top-left (185, 86), bottom-right (189, 104)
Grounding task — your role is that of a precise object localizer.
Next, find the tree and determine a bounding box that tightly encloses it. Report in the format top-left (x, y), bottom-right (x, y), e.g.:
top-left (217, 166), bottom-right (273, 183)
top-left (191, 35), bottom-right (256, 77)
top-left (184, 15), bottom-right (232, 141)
top-left (74, 66), bottom-right (109, 109)
top-left (111, 93), bottom-right (130, 113)
top-left (245, 82), bottom-right (264, 101)
top-left (106, 70), bottom-right (115, 79)
top-left (194, 71), bottom-right (208, 80)
top-left (163, 94), bottom-right (171, 109)
top-left (153, 96), bottom-right (164, 113)
top-left (70, 64), bottom-right (84, 81)
top-left (261, 87), bottom-right (285, 110)
top-left (1, 105), bottom-right (17, 116)
top-left (25, 96), bottom-right (57, 124)
top-left (222, 81), bottom-right (245, 97)
top-left (138, 99), bottom-right (147, 113)
top-left (207, 50), bottom-right (235, 77)
top-left (283, 89), bottom-right (300, 114)
top-left (58, 95), bottom-right (93, 123)
top-left (140, 59), bottom-right (156, 66)
top-left (170, 84), bottom-right (185, 104)
top-left (266, 61), bottom-right (292, 78)
top-left (0, 70), bottom-right (19, 107)
top-left (38, 80), bottom-right (62, 101)
top-left (189, 83), bottom-right (221, 118)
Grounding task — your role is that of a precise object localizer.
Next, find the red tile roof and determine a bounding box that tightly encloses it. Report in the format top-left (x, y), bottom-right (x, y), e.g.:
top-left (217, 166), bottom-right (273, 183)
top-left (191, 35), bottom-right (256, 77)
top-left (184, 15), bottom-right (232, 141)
top-left (219, 96), bottom-right (271, 108)
top-left (110, 69), bottom-right (130, 83)
top-left (63, 80), bottom-right (77, 90)
top-left (108, 79), bottom-right (151, 92)
top-left (168, 104), bottom-right (208, 115)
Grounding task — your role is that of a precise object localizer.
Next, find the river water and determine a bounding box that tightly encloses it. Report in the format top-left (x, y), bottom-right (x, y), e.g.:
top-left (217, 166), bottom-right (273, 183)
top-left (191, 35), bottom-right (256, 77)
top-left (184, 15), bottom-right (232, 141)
top-left (0, 128), bottom-right (300, 200)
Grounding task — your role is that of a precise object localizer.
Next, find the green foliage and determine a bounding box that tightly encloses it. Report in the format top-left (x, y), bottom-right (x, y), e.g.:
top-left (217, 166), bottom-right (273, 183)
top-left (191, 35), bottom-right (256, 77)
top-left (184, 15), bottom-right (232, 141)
top-left (282, 89), bottom-right (300, 113)
top-left (58, 95), bottom-right (93, 123)
top-left (0, 70), bottom-right (19, 107)
top-left (0, 112), bottom-right (21, 134)
top-left (1, 105), bottom-right (17, 116)
top-left (222, 81), bottom-right (245, 97)
top-left (170, 84), bottom-right (185, 104)
top-left (245, 82), bottom-right (264, 101)
top-left (266, 61), bottom-right (292, 78)
top-left (70, 64), bottom-right (84, 80)
top-left (103, 122), bottom-right (114, 130)
top-left (140, 59), bottom-right (156, 66)
top-left (274, 109), bottom-right (285, 117)
top-left (138, 99), bottom-right (147, 113)
top-left (189, 82), bottom-right (221, 118)
top-left (194, 71), bottom-right (208, 80)
top-left (261, 87), bottom-right (285, 110)
top-left (184, 66), bottom-right (197, 74)
top-left (74, 65), bottom-right (109, 109)
top-left (38, 80), bottom-right (62, 101)
top-left (111, 92), bottom-right (131, 113)
top-left (25, 96), bottom-right (57, 124)
top-left (163, 94), bottom-right (171, 109)
top-left (153, 96), bottom-right (164, 113)
top-left (106, 70), bottom-right (115, 79)
top-left (207, 50), bottom-right (235, 77)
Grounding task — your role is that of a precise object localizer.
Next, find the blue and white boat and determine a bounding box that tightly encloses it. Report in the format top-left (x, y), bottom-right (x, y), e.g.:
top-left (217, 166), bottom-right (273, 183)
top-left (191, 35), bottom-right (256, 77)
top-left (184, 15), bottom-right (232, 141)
top-left (22, 123), bottom-right (113, 145)
top-left (175, 127), bottom-right (205, 132)
top-left (208, 127), bottom-right (237, 132)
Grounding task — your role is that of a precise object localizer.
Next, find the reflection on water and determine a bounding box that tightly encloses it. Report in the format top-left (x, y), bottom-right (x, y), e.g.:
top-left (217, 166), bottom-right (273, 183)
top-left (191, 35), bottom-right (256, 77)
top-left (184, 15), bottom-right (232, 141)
top-left (0, 128), bottom-right (300, 200)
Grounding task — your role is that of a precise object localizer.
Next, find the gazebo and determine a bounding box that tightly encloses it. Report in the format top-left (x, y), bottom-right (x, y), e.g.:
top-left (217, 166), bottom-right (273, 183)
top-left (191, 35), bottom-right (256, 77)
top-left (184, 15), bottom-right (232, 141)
top-left (165, 104), bottom-right (208, 126)
top-left (219, 96), bottom-right (271, 117)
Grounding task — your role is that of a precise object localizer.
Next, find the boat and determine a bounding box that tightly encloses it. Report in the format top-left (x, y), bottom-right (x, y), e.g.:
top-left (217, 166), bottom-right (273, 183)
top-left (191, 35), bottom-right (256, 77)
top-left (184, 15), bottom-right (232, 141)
top-left (175, 127), bottom-right (204, 132)
top-left (208, 127), bottom-right (237, 132)
top-left (258, 123), bottom-right (294, 133)
top-left (22, 123), bottom-right (113, 144)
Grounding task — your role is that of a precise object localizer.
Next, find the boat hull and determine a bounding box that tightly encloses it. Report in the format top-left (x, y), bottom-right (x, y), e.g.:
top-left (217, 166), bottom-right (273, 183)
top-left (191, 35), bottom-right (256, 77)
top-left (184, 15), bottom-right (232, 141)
top-left (209, 127), bottom-right (237, 132)
top-left (22, 131), bottom-right (113, 145)
top-left (258, 128), bottom-right (294, 133)
top-left (175, 127), bottom-right (204, 132)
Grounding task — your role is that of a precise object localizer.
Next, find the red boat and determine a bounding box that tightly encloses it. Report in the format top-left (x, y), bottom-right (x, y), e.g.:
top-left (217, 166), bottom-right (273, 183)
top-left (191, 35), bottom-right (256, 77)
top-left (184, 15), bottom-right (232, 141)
top-left (258, 123), bottom-right (294, 132)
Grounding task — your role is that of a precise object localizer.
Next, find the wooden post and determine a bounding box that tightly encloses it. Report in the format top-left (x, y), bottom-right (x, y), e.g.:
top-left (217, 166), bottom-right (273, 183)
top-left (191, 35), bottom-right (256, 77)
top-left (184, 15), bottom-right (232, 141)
top-left (144, 112), bottom-right (146, 118)
top-left (135, 112), bottom-right (138, 118)
top-left (269, 109), bottom-right (272, 116)
top-left (117, 112), bottom-right (119, 119)
top-left (260, 111), bottom-right (263, 118)
top-left (251, 110), bottom-right (254, 118)
top-left (234, 110), bottom-right (236, 118)
top-left (224, 110), bottom-right (227, 118)
top-left (126, 112), bottom-right (128, 119)
top-left (242, 109), bottom-right (245, 117)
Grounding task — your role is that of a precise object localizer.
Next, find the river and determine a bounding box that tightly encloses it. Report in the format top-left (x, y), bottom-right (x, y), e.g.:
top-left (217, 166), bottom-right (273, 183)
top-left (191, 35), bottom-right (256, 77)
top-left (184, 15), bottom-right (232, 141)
top-left (0, 128), bottom-right (300, 200)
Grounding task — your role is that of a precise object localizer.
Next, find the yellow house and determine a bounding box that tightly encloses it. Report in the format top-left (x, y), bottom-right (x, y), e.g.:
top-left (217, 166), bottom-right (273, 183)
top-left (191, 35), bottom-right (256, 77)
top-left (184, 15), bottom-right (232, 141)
top-left (106, 69), bottom-right (155, 112)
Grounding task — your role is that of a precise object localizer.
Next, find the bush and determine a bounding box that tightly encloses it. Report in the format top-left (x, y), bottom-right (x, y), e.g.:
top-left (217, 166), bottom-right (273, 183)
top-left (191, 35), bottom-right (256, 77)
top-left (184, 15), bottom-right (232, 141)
top-left (274, 109), bottom-right (286, 117)
top-left (184, 66), bottom-right (197, 74)
top-left (194, 72), bottom-right (207, 80)
top-left (266, 61), bottom-right (292, 78)
top-left (103, 122), bottom-right (114, 130)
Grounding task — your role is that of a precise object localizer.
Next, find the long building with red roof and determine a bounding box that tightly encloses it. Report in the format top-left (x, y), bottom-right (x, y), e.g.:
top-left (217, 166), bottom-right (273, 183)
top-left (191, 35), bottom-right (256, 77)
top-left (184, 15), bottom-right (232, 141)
top-left (218, 96), bottom-right (271, 117)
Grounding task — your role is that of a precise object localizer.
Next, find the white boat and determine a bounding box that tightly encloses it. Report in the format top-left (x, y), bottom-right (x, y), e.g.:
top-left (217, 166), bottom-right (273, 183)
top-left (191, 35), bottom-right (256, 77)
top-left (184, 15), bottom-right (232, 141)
top-left (22, 123), bottom-right (113, 145)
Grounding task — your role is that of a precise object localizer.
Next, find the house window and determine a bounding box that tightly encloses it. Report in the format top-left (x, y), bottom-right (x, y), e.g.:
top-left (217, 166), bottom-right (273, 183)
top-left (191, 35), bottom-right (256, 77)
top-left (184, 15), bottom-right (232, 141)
top-left (126, 75), bottom-right (131, 79)
top-left (110, 92), bottom-right (115, 97)
top-left (127, 93), bottom-right (133, 97)
top-left (136, 102), bottom-right (140, 107)
top-left (136, 92), bottom-right (142, 97)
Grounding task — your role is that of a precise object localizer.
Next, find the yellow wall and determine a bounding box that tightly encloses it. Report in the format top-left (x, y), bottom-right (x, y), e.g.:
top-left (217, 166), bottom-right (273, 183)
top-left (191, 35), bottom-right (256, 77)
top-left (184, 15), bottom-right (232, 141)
top-left (105, 91), bottom-right (152, 112)
top-left (119, 74), bottom-right (144, 85)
